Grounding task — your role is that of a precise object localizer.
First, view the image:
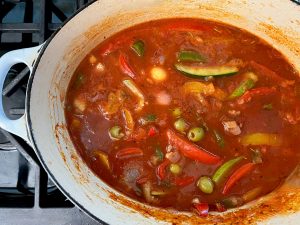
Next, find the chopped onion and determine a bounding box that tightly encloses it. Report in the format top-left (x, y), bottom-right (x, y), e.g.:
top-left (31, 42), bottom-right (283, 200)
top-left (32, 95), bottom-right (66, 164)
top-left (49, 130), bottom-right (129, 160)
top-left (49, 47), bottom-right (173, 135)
top-left (156, 91), bottom-right (171, 105)
top-left (228, 110), bottom-right (241, 116)
top-left (192, 197), bottom-right (200, 204)
top-left (222, 121), bottom-right (241, 136)
top-left (73, 97), bottom-right (86, 112)
top-left (96, 62), bottom-right (105, 72)
top-left (165, 150), bottom-right (180, 163)
top-left (141, 181), bottom-right (158, 204)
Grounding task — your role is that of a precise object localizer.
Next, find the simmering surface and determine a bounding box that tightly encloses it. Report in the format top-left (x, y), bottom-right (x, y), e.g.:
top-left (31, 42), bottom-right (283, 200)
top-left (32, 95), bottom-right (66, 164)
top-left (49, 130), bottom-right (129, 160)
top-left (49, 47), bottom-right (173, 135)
top-left (65, 19), bottom-right (300, 215)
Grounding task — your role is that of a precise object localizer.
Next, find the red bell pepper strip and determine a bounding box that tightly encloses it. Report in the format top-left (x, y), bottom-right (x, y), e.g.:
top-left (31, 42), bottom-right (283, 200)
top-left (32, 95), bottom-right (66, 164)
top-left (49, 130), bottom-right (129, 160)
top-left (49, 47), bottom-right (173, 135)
top-left (115, 147), bottom-right (143, 159)
top-left (101, 43), bottom-right (115, 56)
top-left (249, 61), bottom-right (294, 87)
top-left (166, 129), bottom-right (222, 164)
top-left (101, 42), bottom-right (123, 56)
top-left (156, 159), bottom-right (170, 180)
top-left (100, 38), bottom-right (129, 56)
top-left (237, 87), bottom-right (276, 104)
top-left (174, 176), bottom-right (195, 187)
top-left (119, 53), bottom-right (136, 79)
top-left (148, 126), bottom-right (158, 137)
top-left (194, 203), bottom-right (209, 217)
top-left (222, 162), bottom-right (255, 194)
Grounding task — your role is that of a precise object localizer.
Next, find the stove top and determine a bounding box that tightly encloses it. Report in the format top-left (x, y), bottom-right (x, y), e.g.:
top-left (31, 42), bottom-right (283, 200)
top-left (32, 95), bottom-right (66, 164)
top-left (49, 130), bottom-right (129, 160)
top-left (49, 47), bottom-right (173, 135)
top-left (1, 1), bottom-right (300, 225)
top-left (0, 1), bottom-right (101, 224)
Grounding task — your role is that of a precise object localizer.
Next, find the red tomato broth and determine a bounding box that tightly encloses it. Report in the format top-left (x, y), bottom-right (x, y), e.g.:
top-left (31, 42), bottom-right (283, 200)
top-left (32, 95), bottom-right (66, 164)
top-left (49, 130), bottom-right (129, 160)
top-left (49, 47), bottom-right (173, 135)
top-left (65, 18), bottom-right (300, 214)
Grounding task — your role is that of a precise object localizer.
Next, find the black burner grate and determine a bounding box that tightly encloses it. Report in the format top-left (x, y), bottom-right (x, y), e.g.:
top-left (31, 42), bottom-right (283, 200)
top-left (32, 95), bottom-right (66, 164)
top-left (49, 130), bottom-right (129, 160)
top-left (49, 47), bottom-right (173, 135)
top-left (2, 1), bottom-right (298, 224)
top-left (0, 0), bottom-right (101, 224)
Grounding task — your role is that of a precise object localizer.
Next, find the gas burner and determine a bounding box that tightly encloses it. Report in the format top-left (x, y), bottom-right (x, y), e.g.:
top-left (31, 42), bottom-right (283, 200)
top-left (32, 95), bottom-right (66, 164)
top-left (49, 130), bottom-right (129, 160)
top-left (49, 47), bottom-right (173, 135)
top-left (0, 1), bottom-right (101, 224)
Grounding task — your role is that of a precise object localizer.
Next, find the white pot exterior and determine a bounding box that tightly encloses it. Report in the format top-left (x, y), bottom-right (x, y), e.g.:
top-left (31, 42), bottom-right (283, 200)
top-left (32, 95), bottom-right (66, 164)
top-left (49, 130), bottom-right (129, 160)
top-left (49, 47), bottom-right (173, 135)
top-left (24, 0), bottom-right (300, 224)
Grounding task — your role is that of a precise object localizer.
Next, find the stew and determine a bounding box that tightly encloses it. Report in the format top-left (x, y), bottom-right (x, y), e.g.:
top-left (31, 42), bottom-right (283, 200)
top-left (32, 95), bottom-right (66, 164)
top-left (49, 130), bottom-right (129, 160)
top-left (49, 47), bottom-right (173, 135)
top-left (65, 18), bottom-right (300, 215)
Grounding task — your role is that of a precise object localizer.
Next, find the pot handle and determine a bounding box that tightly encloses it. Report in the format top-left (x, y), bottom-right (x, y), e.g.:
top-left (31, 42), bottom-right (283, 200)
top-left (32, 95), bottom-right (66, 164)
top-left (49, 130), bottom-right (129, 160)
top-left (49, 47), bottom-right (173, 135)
top-left (0, 44), bottom-right (44, 144)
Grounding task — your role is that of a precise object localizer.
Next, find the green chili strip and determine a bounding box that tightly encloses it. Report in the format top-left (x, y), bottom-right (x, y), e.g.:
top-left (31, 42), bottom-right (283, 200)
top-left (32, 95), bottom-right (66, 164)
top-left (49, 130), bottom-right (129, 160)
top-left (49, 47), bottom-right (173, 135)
top-left (155, 147), bottom-right (164, 161)
top-left (229, 79), bottom-right (255, 99)
top-left (74, 73), bottom-right (85, 88)
top-left (213, 130), bottom-right (225, 148)
top-left (146, 114), bottom-right (157, 122)
top-left (228, 72), bottom-right (258, 99)
top-left (131, 40), bottom-right (145, 57)
top-left (178, 50), bottom-right (206, 62)
top-left (212, 156), bottom-right (244, 185)
top-left (263, 103), bottom-right (273, 110)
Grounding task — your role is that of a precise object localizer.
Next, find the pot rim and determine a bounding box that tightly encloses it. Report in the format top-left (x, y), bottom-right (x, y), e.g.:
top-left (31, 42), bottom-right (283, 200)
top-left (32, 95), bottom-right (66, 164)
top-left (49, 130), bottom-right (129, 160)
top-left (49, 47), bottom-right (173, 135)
top-left (24, 0), bottom-right (300, 224)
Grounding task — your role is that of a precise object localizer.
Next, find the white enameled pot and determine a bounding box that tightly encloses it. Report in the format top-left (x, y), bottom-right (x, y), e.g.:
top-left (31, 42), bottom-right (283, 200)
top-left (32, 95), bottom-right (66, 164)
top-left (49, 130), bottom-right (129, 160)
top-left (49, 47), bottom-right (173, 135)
top-left (0, 0), bottom-right (300, 224)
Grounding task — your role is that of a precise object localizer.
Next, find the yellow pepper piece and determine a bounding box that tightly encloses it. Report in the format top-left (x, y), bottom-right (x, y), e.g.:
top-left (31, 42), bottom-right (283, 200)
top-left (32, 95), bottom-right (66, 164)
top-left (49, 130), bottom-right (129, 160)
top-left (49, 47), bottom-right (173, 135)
top-left (241, 133), bottom-right (282, 147)
top-left (95, 151), bottom-right (110, 170)
top-left (122, 108), bottom-right (134, 134)
top-left (182, 81), bottom-right (227, 100)
top-left (123, 79), bottom-right (145, 111)
top-left (183, 81), bottom-right (215, 96)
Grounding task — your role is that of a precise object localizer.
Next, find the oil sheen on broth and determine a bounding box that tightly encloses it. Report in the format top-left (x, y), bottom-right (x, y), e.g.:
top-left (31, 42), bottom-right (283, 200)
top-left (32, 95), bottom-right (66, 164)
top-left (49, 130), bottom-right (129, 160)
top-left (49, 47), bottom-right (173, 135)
top-left (65, 18), bottom-right (300, 216)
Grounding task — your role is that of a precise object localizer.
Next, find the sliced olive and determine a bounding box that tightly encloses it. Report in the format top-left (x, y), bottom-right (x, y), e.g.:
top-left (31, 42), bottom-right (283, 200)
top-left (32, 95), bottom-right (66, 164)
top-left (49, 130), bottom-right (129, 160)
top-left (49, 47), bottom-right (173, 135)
top-left (174, 118), bottom-right (188, 133)
top-left (109, 126), bottom-right (124, 140)
top-left (197, 176), bottom-right (214, 194)
top-left (188, 127), bottom-right (205, 142)
top-left (169, 163), bottom-right (182, 175)
top-left (171, 107), bottom-right (182, 118)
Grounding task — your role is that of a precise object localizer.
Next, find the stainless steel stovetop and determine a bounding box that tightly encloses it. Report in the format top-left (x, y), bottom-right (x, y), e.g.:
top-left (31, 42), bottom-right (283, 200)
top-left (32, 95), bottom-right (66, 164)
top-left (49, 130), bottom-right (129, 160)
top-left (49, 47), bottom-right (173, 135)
top-left (1, 0), bottom-right (299, 224)
top-left (0, 1), bottom-right (101, 224)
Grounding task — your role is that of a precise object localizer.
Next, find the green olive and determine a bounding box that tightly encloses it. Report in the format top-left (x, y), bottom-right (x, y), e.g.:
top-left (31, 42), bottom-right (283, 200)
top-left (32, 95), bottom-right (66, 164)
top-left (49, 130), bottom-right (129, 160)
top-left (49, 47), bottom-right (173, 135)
top-left (109, 126), bottom-right (124, 140)
top-left (197, 176), bottom-right (214, 194)
top-left (169, 163), bottom-right (182, 175)
top-left (172, 107), bottom-right (182, 118)
top-left (188, 127), bottom-right (205, 142)
top-left (174, 118), bottom-right (188, 133)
